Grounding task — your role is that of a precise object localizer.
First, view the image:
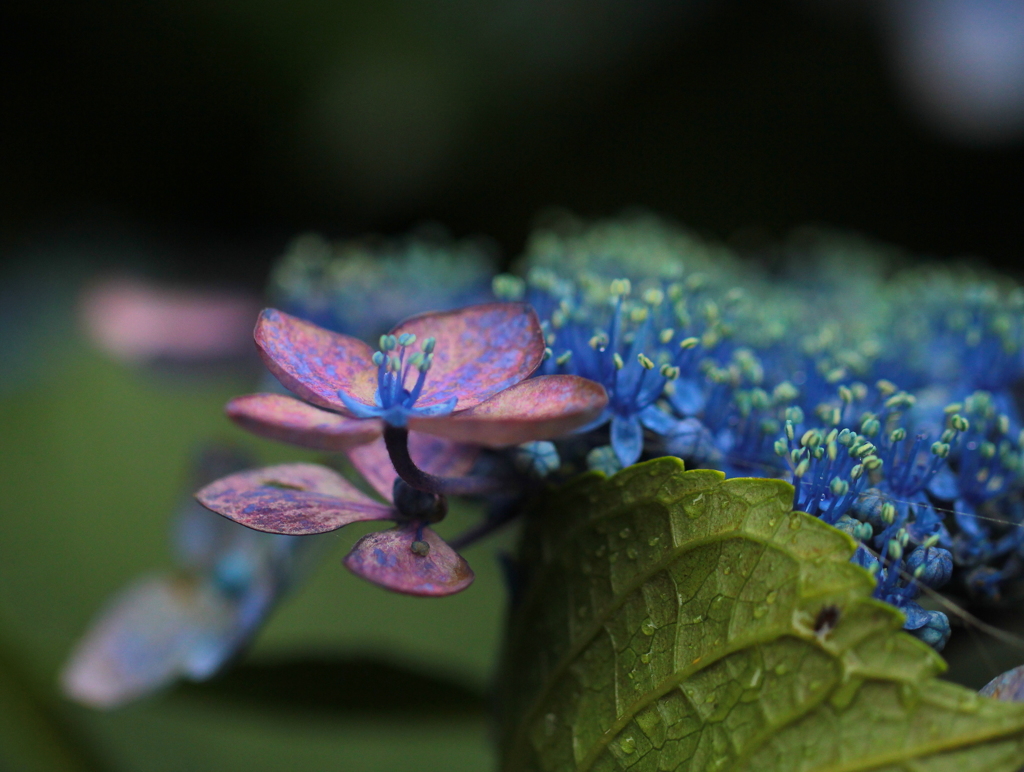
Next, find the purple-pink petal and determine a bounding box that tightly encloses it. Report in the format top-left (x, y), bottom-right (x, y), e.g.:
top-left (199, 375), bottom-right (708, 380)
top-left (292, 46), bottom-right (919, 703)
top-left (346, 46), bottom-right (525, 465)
top-left (409, 375), bottom-right (608, 447)
top-left (343, 525), bottom-right (474, 597)
top-left (254, 309), bottom-right (378, 415)
top-left (347, 432), bottom-right (480, 502)
top-left (226, 393), bottom-right (383, 451)
top-left (195, 463), bottom-right (393, 535)
top-left (388, 303), bottom-right (545, 410)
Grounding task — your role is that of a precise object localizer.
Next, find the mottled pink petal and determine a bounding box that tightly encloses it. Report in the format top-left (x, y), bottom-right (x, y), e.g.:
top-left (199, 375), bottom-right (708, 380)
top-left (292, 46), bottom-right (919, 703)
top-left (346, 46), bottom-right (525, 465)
top-left (343, 525), bottom-right (474, 597)
top-left (254, 309), bottom-right (378, 415)
top-left (389, 303), bottom-right (545, 410)
top-left (196, 463), bottom-right (393, 535)
top-left (226, 393), bottom-right (382, 452)
top-left (347, 432), bottom-right (480, 501)
top-left (410, 375), bottom-right (608, 447)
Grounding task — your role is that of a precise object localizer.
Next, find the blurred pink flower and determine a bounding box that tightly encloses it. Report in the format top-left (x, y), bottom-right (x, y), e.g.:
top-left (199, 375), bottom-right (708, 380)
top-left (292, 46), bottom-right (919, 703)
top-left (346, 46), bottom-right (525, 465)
top-left (80, 278), bottom-right (261, 362)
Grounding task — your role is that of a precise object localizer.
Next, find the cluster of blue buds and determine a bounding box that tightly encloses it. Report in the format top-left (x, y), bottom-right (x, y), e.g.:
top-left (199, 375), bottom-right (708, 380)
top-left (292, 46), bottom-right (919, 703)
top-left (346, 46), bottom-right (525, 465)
top-left (495, 213), bottom-right (1024, 650)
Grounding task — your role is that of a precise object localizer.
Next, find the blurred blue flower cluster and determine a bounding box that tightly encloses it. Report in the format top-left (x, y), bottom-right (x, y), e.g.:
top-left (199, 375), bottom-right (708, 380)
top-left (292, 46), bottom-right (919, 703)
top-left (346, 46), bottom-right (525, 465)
top-left (269, 226), bottom-right (497, 341)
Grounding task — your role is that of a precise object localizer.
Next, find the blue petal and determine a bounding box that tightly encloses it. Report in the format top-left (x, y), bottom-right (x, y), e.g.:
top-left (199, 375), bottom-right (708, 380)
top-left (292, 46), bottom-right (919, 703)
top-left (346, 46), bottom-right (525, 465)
top-left (851, 544), bottom-right (879, 574)
top-left (665, 418), bottom-right (717, 461)
top-left (953, 498), bottom-right (987, 539)
top-left (639, 404), bottom-right (677, 436)
top-left (338, 389), bottom-right (385, 419)
top-left (610, 415), bottom-right (644, 467)
top-left (669, 378), bottom-right (705, 415)
top-left (927, 465), bottom-right (959, 500)
top-left (899, 600), bottom-right (931, 631)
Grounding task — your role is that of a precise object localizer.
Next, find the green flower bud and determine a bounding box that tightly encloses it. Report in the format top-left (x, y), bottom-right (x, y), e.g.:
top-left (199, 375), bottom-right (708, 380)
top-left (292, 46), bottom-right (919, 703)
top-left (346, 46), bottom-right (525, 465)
top-left (642, 288), bottom-right (664, 306)
top-left (880, 499), bottom-right (897, 524)
top-left (610, 278), bottom-right (631, 297)
top-left (876, 379), bottom-right (898, 396)
top-left (492, 273), bottom-right (525, 300)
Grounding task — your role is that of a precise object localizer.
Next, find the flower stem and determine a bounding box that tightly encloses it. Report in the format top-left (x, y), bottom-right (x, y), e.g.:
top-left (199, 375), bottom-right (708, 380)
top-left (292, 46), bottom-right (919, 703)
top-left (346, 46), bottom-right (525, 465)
top-left (383, 425), bottom-right (507, 496)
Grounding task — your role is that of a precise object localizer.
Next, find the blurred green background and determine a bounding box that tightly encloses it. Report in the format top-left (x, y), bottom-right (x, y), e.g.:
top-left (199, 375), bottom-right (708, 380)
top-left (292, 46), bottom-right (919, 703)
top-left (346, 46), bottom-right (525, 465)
top-left (3, 1), bottom-right (1024, 770)
top-left (0, 330), bottom-right (511, 771)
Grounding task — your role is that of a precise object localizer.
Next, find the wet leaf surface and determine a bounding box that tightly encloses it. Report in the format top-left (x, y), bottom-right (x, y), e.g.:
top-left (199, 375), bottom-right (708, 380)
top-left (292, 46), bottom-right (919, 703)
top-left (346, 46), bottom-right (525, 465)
top-left (498, 457), bottom-right (1024, 772)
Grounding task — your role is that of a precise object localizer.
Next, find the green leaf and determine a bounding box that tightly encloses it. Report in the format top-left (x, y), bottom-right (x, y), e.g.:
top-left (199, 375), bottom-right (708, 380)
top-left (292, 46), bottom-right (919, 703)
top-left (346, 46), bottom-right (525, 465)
top-left (497, 457), bottom-right (1024, 772)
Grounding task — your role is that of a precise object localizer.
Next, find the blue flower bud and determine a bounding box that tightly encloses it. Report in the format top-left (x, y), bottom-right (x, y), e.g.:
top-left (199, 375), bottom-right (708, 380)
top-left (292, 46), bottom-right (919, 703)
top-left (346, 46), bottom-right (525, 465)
top-left (906, 547), bottom-right (953, 588)
top-left (909, 610), bottom-right (950, 651)
top-left (514, 441), bottom-right (561, 478)
top-left (587, 445), bottom-right (623, 477)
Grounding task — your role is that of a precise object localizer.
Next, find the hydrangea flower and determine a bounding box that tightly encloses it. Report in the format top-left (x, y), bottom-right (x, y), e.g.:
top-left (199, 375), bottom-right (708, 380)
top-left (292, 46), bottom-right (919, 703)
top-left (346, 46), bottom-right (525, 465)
top-left (169, 214), bottom-right (1024, 654)
top-left (504, 273), bottom-right (718, 468)
top-left (242, 303), bottom-right (607, 458)
top-left (196, 433), bottom-right (480, 596)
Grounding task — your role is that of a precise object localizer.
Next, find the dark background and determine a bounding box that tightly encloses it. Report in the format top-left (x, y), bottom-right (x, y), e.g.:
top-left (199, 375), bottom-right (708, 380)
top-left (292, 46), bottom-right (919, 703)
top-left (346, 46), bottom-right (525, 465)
top-left (3, 0), bottom-right (1022, 285)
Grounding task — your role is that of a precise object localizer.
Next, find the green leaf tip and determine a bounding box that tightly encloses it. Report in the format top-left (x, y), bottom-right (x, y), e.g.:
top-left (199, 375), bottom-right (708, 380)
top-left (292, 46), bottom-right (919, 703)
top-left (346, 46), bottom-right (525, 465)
top-left (498, 457), bottom-right (1024, 772)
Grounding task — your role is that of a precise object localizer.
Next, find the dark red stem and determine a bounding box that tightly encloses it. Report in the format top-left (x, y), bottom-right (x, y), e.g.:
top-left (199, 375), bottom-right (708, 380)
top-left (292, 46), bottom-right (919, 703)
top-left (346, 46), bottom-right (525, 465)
top-left (383, 425), bottom-right (505, 496)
